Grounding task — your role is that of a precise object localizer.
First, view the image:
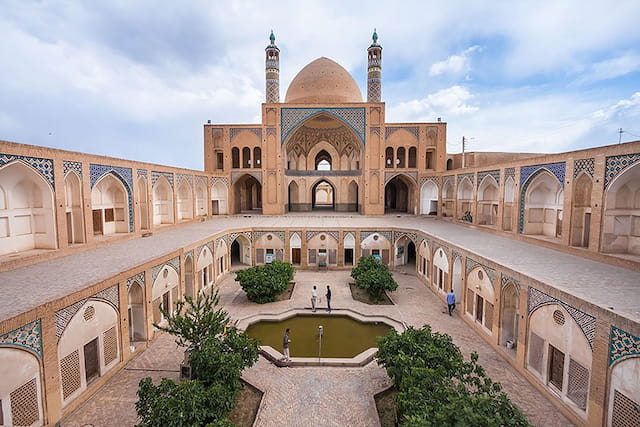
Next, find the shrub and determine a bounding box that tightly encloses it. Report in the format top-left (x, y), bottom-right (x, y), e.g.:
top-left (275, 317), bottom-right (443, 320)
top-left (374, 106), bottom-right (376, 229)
top-left (351, 256), bottom-right (398, 301)
top-left (235, 260), bottom-right (295, 303)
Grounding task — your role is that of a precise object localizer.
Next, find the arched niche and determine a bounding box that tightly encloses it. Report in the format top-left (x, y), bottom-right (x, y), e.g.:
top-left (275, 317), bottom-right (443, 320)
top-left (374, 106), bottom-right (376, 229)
top-left (417, 240), bottom-right (430, 277)
top-left (385, 175), bottom-right (415, 214)
top-left (176, 181), bottom-right (193, 221)
top-left (347, 180), bottom-right (359, 212)
top-left (465, 266), bottom-right (495, 333)
top-left (452, 256), bottom-right (462, 300)
top-left (602, 163), bottom-right (640, 255)
top-left (211, 181), bottom-right (228, 215)
top-left (503, 176), bottom-right (516, 231)
top-left (151, 265), bottom-right (179, 324)
top-left (91, 173), bottom-right (129, 236)
top-left (523, 170), bottom-right (563, 238)
top-left (231, 234), bottom-right (251, 266)
top-left (195, 179), bottom-right (208, 216)
top-left (477, 175), bottom-right (499, 226)
top-left (215, 239), bottom-right (229, 277)
top-left (607, 357), bottom-right (640, 426)
top-left (343, 232), bottom-right (355, 266)
top-left (128, 281), bottom-right (146, 342)
top-left (137, 177), bottom-right (149, 230)
top-left (65, 171), bottom-right (84, 244)
top-left (196, 246), bottom-right (214, 291)
top-left (433, 247), bottom-right (449, 292)
top-left (0, 161), bottom-right (57, 256)
top-left (394, 236), bottom-right (416, 267)
top-left (570, 172), bottom-right (593, 248)
top-left (360, 233), bottom-right (391, 265)
top-left (288, 180), bottom-right (300, 212)
top-left (184, 254), bottom-right (194, 298)
top-left (307, 232), bottom-right (338, 266)
top-left (58, 300), bottom-right (119, 405)
top-left (420, 181), bottom-right (438, 215)
top-left (0, 347), bottom-right (44, 426)
top-left (500, 282), bottom-right (519, 350)
top-left (232, 174), bottom-right (262, 213)
top-left (152, 176), bottom-right (174, 226)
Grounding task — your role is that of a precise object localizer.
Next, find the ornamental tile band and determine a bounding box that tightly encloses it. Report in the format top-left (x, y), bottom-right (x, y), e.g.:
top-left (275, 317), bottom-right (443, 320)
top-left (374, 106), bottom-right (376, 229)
top-left (176, 173), bottom-right (193, 187)
top-left (55, 284), bottom-right (119, 340)
top-left (254, 230), bottom-right (285, 243)
top-left (501, 273), bottom-right (521, 291)
top-left (305, 231), bottom-right (339, 242)
top-left (1, 154), bottom-right (55, 188)
top-left (420, 176), bottom-right (439, 186)
top-left (229, 231), bottom-right (252, 244)
top-left (230, 127), bottom-right (262, 141)
top-left (137, 169), bottom-right (147, 178)
top-left (89, 164), bottom-right (134, 232)
top-left (604, 153), bottom-right (640, 188)
top-left (151, 170), bottom-right (174, 188)
top-left (0, 320), bottom-right (42, 359)
top-left (528, 287), bottom-right (596, 350)
top-left (609, 326), bottom-right (640, 366)
top-left (385, 126), bottom-right (419, 140)
top-left (151, 257), bottom-right (181, 283)
top-left (477, 170), bottom-right (500, 188)
top-left (573, 158), bottom-right (595, 179)
top-left (126, 272), bottom-right (146, 290)
top-left (360, 230), bottom-right (392, 243)
top-left (63, 160), bottom-right (82, 178)
top-left (393, 231), bottom-right (417, 244)
top-left (457, 173), bottom-right (475, 186)
top-left (281, 108), bottom-right (366, 145)
top-left (465, 257), bottom-right (496, 283)
top-left (504, 167), bottom-right (515, 179)
top-left (210, 176), bottom-right (229, 187)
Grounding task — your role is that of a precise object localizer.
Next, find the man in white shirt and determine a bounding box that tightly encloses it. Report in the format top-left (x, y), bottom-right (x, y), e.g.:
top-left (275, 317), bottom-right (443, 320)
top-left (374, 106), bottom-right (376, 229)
top-left (311, 285), bottom-right (318, 312)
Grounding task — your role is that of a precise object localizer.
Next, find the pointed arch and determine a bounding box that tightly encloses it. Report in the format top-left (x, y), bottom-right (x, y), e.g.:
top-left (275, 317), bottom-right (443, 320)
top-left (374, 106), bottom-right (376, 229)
top-left (602, 162), bottom-right (640, 255)
top-left (211, 180), bottom-right (228, 215)
top-left (288, 180), bottom-right (300, 212)
top-left (477, 175), bottom-right (499, 226)
top-left (152, 175), bottom-right (174, 225)
top-left (500, 282), bottom-right (519, 349)
top-left (385, 174), bottom-right (416, 214)
top-left (231, 234), bottom-right (251, 266)
top-left (347, 180), bottom-right (359, 212)
top-left (232, 174), bottom-right (262, 213)
top-left (521, 170), bottom-right (563, 237)
top-left (420, 181), bottom-right (438, 215)
top-left (195, 178), bottom-right (208, 216)
top-left (137, 176), bottom-right (150, 230)
top-left (65, 171), bottom-right (85, 244)
top-left (128, 281), bottom-right (146, 342)
top-left (570, 172), bottom-right (593, 248)
top-left (0, 347), bottom-right (44, 425)
top-left (311, 178), bottom-right (335, 211)
top-left (0, 161), bottom-right (57, 255)
top-left (176, 180), bottom-right (193, 221)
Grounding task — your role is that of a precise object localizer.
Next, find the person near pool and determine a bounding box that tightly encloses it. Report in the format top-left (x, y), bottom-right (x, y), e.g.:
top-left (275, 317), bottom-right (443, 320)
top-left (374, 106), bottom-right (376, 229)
top-left (326, 285), bottom-right (332, 312)
top-left (282, 328), bottom-right (291, 361)
top-left (311, 285), bottom-right (318, 312)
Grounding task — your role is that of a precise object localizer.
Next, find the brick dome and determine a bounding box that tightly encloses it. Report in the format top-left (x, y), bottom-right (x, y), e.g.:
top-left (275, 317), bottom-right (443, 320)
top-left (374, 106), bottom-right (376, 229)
top-left (285, 57), bottom-right (363, 103)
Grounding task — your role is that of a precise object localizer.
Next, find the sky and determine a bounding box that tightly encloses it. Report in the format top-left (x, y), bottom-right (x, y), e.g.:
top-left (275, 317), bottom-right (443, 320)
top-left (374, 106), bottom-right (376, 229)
top-left (1, 0), bottom-right (640, 171)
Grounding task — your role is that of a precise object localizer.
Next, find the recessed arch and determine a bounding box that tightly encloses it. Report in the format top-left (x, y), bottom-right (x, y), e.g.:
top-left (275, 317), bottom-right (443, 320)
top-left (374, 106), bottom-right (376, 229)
top-left (347, 180), bottom-right (359, 212)
top-left (195, 179), bottom-right (208, 216)
top-left (0, 347), bottom-right (44, 426)
top-left (311, 179), bottom-right (335, 211)
top-left (385, 174), bottom-right (416, 214)
top-left (522, 170), bottom-right (563, 238)
top-left (137, 177), bottom-right (150, 230)
top-left (128, 281), bottom-right (146, 342)
top-left (211, 180), bottom-right (228, 215)
top-left (433, 247), bottom-right (449, 292)
top-left (288, 180), bottom-right (300, 212)
top-left (65, 171), bottom-right (84, 244)
top-left (602, 162), bottom-right (640, 255)
top-left (152, 176), bottom-right (174, 226)
top-left (232, 174), bottom-right (262, 213)
top-left (570, 172), bottom-right (593, 248)
top-left (176, 180), bottom-right (193, 221)
top-left (197, 246), bottom-right (214, 291)
top-left (420, 181), bottom-right (438, 215)
top-left (91, 173), bottom-right (129, 236)
top-left (477, 175), bottom-right (499, 226)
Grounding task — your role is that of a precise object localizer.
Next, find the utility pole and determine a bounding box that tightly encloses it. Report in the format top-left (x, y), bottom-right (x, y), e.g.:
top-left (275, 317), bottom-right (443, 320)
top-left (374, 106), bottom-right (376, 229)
top-left (462, 136), bottom-right (466, 168)
top-left (618, 128), bottom-right (623, 144)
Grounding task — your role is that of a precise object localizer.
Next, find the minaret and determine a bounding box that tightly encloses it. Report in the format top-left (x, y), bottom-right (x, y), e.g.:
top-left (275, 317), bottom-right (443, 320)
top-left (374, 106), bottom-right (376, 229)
top-left (265, 30), bottom-right (280, 103)
top-left (367, 29), bottom-right (382, 102)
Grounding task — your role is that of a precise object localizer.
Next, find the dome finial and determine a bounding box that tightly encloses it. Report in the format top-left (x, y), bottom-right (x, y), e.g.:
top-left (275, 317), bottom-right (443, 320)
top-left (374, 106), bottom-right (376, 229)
top-left (372, 28), bottom-right (378, 43)
top-left (269, 29), bottom-right (275, 43)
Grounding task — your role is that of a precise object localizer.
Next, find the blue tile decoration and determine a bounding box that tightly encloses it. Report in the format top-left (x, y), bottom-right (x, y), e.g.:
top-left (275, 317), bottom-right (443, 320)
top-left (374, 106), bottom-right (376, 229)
top-left (504, 167), bottom-right (515, 179)
top-left (210, 176), bottom-right (229, 187)
top-left (1, 154), bottom-right (54, 188)
top-left (176, 173), bottom-right (193, 187)
top-left (137, 169), bottom-right (147, 178)
top-left (126, 272), bottom-right (145, 291)
top-left (528, 287), bottom-right (596, 350)
top-left (151, 256), bottom-right (181, 283)
top-left (0, 319), bottom-right (42, 359)
top-left (465, 257), bottom-right (496, 283)
top-left (573, 158), bottom-right (594, 179)
top-left (501, 273), bottom-right (521, 292)
top-left (306, 230), bottom-right (338, 242)
top-left (360, 230), bottom-right (393, 243)
top-left (55, 284), bottom-right (119, 340)
top-left (281, 108), bottom-right (366, 145)
top-left (63, 160), bottom-right (82, 178)
top-left (195, 175), bottom-right (207, 187)
top-left (477, 170), bottom-right (500, 188)
top-left (230, 127), bottom-right (262, 141)
top-left (151, 170), bottom-right (174, 188)
top-left (457, 173), bottom-right (475, 186)
top-left (393, 231), bottom-right (417, 245)
top-left (385, 126), bottom-right (419, 140)
top-left (604, 153), bottom-right (640, 188)
top-left (89, 164), bottom-right (134, 232)
top-left (254, 231), bottom-right (285, 243)
top-left (609, 326), bottom-right (640, 366)
top-left (229, 231), bottom-right (252, 244)
top-left (518, 162), bottom-right (566, 233)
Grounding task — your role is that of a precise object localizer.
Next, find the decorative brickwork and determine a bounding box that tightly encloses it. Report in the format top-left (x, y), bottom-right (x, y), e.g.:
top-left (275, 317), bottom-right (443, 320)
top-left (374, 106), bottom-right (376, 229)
top-left (528, 287), bottom-right (596, 350)
top-left (501, 274), bottom-right (521, 292)
top-left (609, 326), bottom-right (640, 366)
top-left (230, 127), bottom-right (262, 141)
top-left (457, 173), bottom-right (475, 186)
top-left (573, 158), bottom-right (595, 179)
top-left (55, 284), bottom-right (119, 340)
top-left (465, 257), bottom-right (496, 283)
top-left (63, 160), bottom-right (82, 178)
top-left (393, 231), bottom-right (417, 245)
top-left (281, 108), bottom-right (366, 145)
top-left (151, 170), bottom-right (174, 188)
top-left (612, 390), bottom-right (640, 426)
top-left (126, 272), bottom-right (145, 290)
top-left (0, 153), bottom-right (55, 188)
top-left (137, 168), bottom-right (147, 178)
top-left (10, 377), bottom-right (40, 426)
top-left (254, 230), bottom-right (285, 243)
top-left (60, 350), bottom-right (81, 400)
top-left (385, 126), bottom-right (419, 140)
top-left (151, 257), bottom-right (180, 283)
top-left (604, 153), bottom-right (640, 188)
top-left (370, 126), bottom-right (380, 136)
top-left (176, 173), bottom-right (193, 187)
top-left (210, 176), bottom-right (229, 187)
top-left (0, 319), bottom-right (42, 358)
top-left (360, 230), bottom-right (392, 243)
top-left (477, 170), bottom-right (500, 188)
top-left (305, 231), bottom-right (338, 242)
top-left (103, 326), bottom-right (118, 365)
top-left (420, 176), bottom-right (439, 186)
top-left (504, 167), bottom-right (515, 179)
top-left (229, 231), bottom-right (252, 244)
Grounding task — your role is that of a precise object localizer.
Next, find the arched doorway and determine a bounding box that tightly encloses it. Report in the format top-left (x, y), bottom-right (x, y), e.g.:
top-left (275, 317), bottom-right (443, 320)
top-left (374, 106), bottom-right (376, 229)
top-left (420, 181), bottom-right (438, 215)
top-left (500, 282), bottom-right (519, 351)
top-left (602, 163), bottom-right (640, 255)
top-left (312, 180), bottom-right (335, 211)
top-left (230, 235), bottom-right (251, 266)
top-left (65, 171), bottom-right (84, 244)
top-left (385, 175), bottom-right (413, 213)
top-left (152, 176), bottom-right (174, 226)
top-left (315, 150), bottom-right (332, 170)
top-left (452, 256), bottom-right (462, 298)
top-left (184, 256), bottom-right (194, 298)
top-left (570, 173), bottom-right (593, 247)
top-left (288, 180), bottom-right (300, 212)
top-left (347, 180), bottom-right (359, 212)
top-left (92, 173), bottom-right (129, 235)
top-left (233, 175), bottom-right (262, 213)
top-left (128, 281), bottom-right (146, 342)
top-left (211, 181), bottom-right (228, 215)
top-left (137, 177), bottom-right (149, 230)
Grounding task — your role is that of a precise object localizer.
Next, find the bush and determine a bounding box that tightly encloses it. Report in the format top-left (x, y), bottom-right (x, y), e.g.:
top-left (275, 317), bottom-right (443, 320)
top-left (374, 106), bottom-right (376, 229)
top-left (235, 260), bottom-right (295, 303)
top-left (377, 326), bottom-right (531, 427)
top-left (350, 256), bottom-right (398, 301)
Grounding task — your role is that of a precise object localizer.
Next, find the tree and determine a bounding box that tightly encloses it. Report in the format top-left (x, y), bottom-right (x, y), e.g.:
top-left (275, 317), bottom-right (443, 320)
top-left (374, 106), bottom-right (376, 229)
top-left (351, 256), bottom-right (398, 301)
top-left (155, 290), bottom-right (229, 351)
top-left (377, 326), bottom-right (531, 426)
top-left (235, 260), bottom-right (295, 303)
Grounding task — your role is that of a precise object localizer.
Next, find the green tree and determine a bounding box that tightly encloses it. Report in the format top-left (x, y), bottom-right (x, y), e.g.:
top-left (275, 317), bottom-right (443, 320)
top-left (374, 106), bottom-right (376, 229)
top-left (155, 291), bottom-right (229, 351)
top-left (235, 260), bottom-right (295, 303)
top-left (351, 256), bottom-right (398, 301)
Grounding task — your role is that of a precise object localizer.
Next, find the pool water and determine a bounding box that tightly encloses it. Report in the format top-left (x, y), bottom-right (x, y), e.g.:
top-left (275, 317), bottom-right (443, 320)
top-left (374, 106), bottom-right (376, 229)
top-left (245, 314), bottom-right (392, 358)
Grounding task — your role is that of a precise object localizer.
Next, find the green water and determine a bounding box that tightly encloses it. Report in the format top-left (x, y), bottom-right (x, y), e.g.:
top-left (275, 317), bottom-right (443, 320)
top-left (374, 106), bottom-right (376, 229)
top-left (245, 314), bottom-right (392, 358)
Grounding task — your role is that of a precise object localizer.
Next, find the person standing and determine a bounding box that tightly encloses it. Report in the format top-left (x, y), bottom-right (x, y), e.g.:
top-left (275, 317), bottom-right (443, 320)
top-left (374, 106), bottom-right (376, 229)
top-left (311, 285), bottom-right (318, 312)
top-left (447, 290), bottom-right (456, 316)
top-left (326, 285), bottom-right (332, 313)
top-left (282, 328), bottom-right (291, 361)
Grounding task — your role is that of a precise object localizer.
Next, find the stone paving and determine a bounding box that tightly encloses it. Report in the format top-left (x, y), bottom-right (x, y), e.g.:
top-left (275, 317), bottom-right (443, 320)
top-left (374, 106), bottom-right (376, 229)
top-left (62, 269), bottom-right (573, 427)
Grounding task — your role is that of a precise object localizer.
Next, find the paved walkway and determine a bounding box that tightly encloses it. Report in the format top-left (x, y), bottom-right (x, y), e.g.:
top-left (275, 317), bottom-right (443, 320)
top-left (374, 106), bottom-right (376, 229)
top-left (62, 270), bottom-right (573, 427)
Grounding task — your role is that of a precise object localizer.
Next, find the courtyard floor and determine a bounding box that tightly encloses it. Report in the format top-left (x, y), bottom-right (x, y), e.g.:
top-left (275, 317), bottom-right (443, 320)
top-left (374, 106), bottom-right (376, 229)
top-left (62, 269), bottom-right (573, 427)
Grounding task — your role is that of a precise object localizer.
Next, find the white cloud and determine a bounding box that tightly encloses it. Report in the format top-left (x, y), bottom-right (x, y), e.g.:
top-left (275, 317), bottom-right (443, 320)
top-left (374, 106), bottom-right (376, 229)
top-left (429, 45), bottom-right (481, 77)
top-left (390, 86), bottom-right (478, 120)
top-left (592, 92), bottom-right (640, 120)
top-left (579, 54), bottom-right (640, 84)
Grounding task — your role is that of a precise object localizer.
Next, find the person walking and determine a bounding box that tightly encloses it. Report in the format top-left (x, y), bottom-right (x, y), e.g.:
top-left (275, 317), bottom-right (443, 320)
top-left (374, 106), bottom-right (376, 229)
top-left (326, 285), bottom-right (332, 313)
top-left (311, 285), bottom-right (318, 312)
top-left (446, 290), bottom-right (456, 316)
top-left (282, 328), bottom-right (291, 361)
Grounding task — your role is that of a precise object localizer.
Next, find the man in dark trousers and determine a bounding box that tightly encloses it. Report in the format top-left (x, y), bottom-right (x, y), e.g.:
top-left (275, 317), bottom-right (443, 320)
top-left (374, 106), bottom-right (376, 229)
top-left (282, 328), bottom-right (291, 361)
top-left (326, 285), bottom-right (332, 313)
top-left (446, 290), bottom-right (456, 316)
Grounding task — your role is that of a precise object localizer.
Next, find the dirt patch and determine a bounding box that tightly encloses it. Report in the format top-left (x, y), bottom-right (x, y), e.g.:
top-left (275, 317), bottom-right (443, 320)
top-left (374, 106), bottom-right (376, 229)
top-left (375, 386), bottom-right (398, 427)
top-left (275, 281), bottom-right (296, 302)
top-left (349, 283), bottom-right (394, 305)
top-left (228, 379), bottom-right (263, 427)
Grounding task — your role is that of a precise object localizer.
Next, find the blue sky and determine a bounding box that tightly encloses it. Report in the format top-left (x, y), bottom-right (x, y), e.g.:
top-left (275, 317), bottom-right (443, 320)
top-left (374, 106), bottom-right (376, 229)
top-left (1, 0), bottom-right (639, 170)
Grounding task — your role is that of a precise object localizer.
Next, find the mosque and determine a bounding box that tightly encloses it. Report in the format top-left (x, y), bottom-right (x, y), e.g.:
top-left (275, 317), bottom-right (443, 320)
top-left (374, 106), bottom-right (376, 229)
top-left (0, 31), bottom-right (639, 426)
